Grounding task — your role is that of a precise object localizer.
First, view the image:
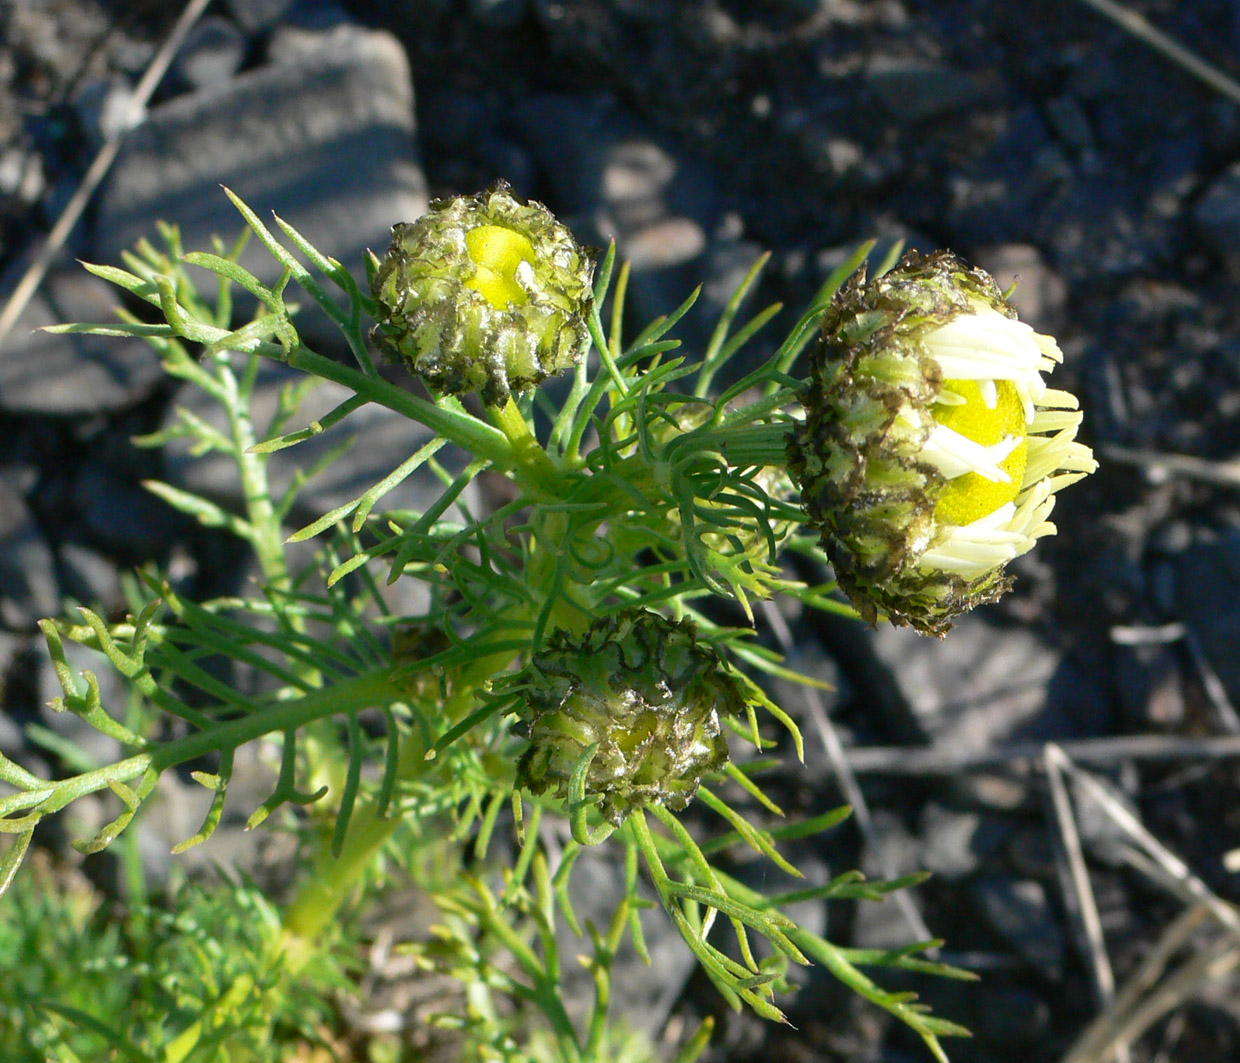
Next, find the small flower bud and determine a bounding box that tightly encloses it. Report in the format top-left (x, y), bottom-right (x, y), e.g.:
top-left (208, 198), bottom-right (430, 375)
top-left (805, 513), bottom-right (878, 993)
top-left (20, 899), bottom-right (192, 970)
top-left (510, 611), bottom-right (745, 827)
top-left (371, 183), bottom-right (594, 406)
top-left (788, 250), bottom-right (1097, 636)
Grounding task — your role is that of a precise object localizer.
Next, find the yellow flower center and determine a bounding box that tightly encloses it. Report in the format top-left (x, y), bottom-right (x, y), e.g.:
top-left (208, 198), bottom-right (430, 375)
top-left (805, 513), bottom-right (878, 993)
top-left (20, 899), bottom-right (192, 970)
top-left (464, 224), bottom-right (536, 308)
top-left (932, 379), bottom-right (1028, 526)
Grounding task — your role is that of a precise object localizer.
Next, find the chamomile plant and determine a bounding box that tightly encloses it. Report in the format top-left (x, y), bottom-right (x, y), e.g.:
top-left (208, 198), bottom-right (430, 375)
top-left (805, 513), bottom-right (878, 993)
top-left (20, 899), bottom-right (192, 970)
top-left (0, 184), bottom-right (1093, 1062)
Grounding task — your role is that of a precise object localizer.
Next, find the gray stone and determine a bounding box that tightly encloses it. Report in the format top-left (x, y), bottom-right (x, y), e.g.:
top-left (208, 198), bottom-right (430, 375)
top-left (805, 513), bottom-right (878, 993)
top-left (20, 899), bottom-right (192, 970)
top-left (467, 0), bottom-right (528, 28)
top-left (1193, 162), bottom-right (1240, 259)
top-left (971, 244), bottom-right (1069, 336)
top-left (170, 17), bottom-right (246, 91)
top-left (0, 267), bottom-right (165, 415)
top-left (851, 809), bottom-right (927, 950)
top-left (918, 803), bottom-right (984, 880)
top-left (0, 145), bottom-right (46, 207)
top-left (57, 541), bottom-right (125, 614)
top-left (223, 0), bottom-right (300, 33)
top-left (75, 464), bottom-right (183, 560)
top-left (0, 630), bottom-right (27, 755)
top-left (0, 478), bottom-right (60, 630)
top-left (160, 360), bottom-right (479, 532)
top-left (511, 96), bottom-right (719, 332)
top-left (970, 875), bottom-right (1064, 981)
top-left (865, 613), bottom-right (1063, 751)
top-left (863, 57), bottom-right (986, 124)
top-left (1175, 527), bottom-right (1240, 704)
top-left (95, 25), bottom-right (428, 355)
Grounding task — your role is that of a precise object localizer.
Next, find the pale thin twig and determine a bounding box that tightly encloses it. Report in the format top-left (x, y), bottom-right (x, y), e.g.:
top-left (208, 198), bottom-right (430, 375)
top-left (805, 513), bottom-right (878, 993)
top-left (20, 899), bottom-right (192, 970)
top-left (1060, 905), bottom-right (1230, 1063)
top-left (1053, 753), bottom-right (1240, 1063)
top-left (834, 733), bottom-right (1240, 776)
top-left (1044, 744), bottom-right (1127, 1063)
top-left (759, 601), bottom-right (934, 947)
top-left (1061, 760), bottom-right (1240, 933)
top-left (1112, 622), bottom-right (1240, 735)
top-left (1076, 0), bottom-right (1240, 108)
top-left (0, 0), bottom-right (213, 346)
top-left (1100, 444), bottom-right (1240, 488)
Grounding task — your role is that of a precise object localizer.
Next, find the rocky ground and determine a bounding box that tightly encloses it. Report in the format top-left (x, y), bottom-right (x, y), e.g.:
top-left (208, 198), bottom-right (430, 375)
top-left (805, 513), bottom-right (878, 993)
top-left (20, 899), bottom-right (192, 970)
top-left (4, 1), bottom-right (1240, 1061)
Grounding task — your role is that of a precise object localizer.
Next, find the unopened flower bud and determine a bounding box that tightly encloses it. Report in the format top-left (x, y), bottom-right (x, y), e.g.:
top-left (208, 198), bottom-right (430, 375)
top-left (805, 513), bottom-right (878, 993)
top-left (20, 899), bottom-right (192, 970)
top-left (788, 250), bottom-right (1097, 636)
top-left (510, 611), bottom-right (745, 827)
top-left (371, 183), bottom-right (594, 406)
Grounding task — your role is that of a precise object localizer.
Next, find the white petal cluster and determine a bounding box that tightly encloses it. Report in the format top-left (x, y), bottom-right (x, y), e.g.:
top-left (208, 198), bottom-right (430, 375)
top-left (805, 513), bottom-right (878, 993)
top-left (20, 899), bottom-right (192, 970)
top-left (914, 308), bottom-right (1097, 579)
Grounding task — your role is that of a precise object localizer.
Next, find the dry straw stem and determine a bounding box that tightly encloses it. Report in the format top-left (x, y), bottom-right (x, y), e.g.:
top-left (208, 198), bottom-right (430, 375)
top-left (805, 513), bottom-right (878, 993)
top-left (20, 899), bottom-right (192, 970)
top-left (1102, 445), bottom-right (1240, 489)
top-left (1048, 748), bottom-right (1240, 1063)
top-left (0, 0), bottom-right (213, 346)
top-left (1076, 0), bottom-right (1240, 107)
top-left (824, 733), bottom-right (1240, 777)
top-left (1111, 623), bottom-right (1240, 736)
top-left (1044, 745), bottom-right (1126, 1063)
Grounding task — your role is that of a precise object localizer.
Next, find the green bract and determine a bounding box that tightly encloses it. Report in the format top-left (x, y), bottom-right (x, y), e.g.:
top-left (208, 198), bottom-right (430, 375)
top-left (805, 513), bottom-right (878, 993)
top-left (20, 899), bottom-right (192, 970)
top-left (510, 611), bottom-right (745, 828)
top-left (788, 250), bottom-right (1097, 636)
top-left (371, 183), bottom-right (594, 406)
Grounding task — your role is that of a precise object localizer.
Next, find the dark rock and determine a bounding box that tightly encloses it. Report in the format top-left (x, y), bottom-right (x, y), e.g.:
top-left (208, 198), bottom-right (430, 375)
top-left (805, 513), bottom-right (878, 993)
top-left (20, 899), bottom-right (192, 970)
top-left (56, 541), bottom-right (124, 613)
top-left (0, 630), bottom-right (27, 752)
top-left (0, 268), bottom-right (165, 415)
top-left (74, 464), bottom-right (182, 561)
top-left (972, 984), bottom-right (1053, 1045)
top-left (223, 0), bottom-right (300, 33)
top-left (467, 0), bottom-right (528, 29)
top-left (0, 478), bottom-right (60, 630)
top-left (970, 875), bottom-right (1064, 982)
top-left (473, 135), bottom-right (536, 192)
top-left (1044, 95), bottom-right (1095, 154)
top-left (1194, 161), bottom-right (1240, 260)
top-left (511, 92), bottom-right (718, 248)
top-left (169, 17), bottom-right (246, 92)
top-left (863, 57), bottom-right (986, 124)
top-left (515, 93), bottom-right (728, 345)
top-left (1038, 176), bottom-right (1159, 281)
top-left (861, 615), bottom-right (1065, 750)
top-left (1174, 527), bottom-right (1240, 704)
top-left (1113, 639), bottom-right (1186, 729)
top-left (945, 104), bottom-right (1068, 248)
top-left (94, 24), bottom-right (428, 356)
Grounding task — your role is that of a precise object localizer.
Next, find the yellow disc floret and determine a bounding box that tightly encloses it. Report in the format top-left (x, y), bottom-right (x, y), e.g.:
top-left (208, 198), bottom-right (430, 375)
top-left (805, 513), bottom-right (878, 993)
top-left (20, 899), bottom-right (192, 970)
top-left (464, 224), bottom-right (535, 308)
top-left (931, 379), bottom-right (1028, 526)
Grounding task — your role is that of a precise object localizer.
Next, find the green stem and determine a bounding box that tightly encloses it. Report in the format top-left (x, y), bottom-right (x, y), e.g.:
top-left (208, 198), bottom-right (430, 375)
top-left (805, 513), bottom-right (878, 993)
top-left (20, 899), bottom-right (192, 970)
top-left (0, 670), bottom-right (400, 819)
top-left (277, 629), bottom-right (532, 958)
top-left (280, 729), bottom-right (427, 967)
top-left (489, 396), bottom-right (562, 495)
top-left (219, 355), bottom-right (291, 591)
top-left (283, 343), bottom-right (528, 485)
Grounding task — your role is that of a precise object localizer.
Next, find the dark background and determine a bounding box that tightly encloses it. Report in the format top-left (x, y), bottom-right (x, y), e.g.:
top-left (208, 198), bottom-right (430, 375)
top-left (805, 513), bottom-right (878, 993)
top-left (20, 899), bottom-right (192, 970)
top-left (3, 1), bottom-right (1240, 1060)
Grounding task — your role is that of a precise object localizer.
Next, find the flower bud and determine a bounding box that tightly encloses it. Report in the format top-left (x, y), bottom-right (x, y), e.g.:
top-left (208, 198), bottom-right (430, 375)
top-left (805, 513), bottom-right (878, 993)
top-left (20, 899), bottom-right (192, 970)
top-left (371, 183), bottom-right (594, 406)
top-left (788, 250), bottom-right (1097, 636)
top-left (510, 611), bottom-right (745, 827)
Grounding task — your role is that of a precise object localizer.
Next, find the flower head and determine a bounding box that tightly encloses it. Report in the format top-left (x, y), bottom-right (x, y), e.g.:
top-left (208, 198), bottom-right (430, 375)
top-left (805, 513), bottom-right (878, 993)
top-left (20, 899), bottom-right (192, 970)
top-left (509, 611), bottom-right (745, 828)
top-left (371, 183), bottom-right (594, 406)
top-left (788, 250), bottom-right (1097, 636)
